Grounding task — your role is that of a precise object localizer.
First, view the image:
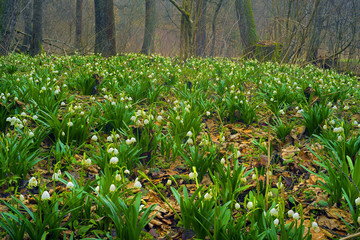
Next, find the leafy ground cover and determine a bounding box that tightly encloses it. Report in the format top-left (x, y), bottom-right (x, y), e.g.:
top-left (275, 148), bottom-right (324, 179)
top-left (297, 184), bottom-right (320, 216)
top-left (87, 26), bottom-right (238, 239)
top-left (0, 53), bottom-right (360, 239)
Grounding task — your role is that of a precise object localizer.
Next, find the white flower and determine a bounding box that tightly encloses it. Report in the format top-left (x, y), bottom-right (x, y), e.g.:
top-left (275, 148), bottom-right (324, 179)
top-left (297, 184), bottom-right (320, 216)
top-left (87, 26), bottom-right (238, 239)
top-left (329, 120), bottom-right (335, 125)
top-left (29, 131), bottom-right (34, 138)
top-left (241, 177), bottom-right (247, 183)
top-left (52, 172), bottom-right (60, 180)
top-left (186, 131), bottom-right (193, 137)
top-left (323, 125), bottom-right (327, 130)
top-left (67, 121), bottom-right (73, 127)
top-left (33, 115), bottom-right (38, 120)
top-left (277, 182), bottom-right (283, 188)
top-left (187, 138), bottom-right (194, 145)
top-left (139, 204), bottom-right (144, 212)
top-left (28, 177), bottom-right (38, 187)
top-left (109, 184), bottom-right (116, 193)
top-left (279, 109), bottom-right (285, 115)
top-left (355, 197), bottom-right (360, 206)
top-left (220, 158), bottom-right (226, 164)
top-left (109, 157), bottom-right (119, 165)
top-left (353, 120), bottom-right (358, 126)
top-left (252, 174), bottom-right (257, 180)
top-left (312, 222), bottom-right (320, 232)
top-left (287, 210), bottom-right (294, 218)
top-left (131, 137), bottom-right (136, 143)
top-left (235, 203), bottom-right (240, 210)
top-left (41, 191), bottom-right (50, 201)
top-left (204, 193), bottom-right (212, 200)
top-left (134, 181), bottom-right (142, 189)
top-left (107, 136), bottom-right (113, 142)
top-left (166, 180), bottom-right (172, 186)
top-left (91, 135), bottom-right (98, 141)
top-left (144, 119), bottom-right (149, 125)
top-left (95, 186), bottom-right (100, 192)
top-left (293, 212), bottom-right (300, 220)
top-left (344, 105), bottom-right (349, 110)
top-left (333, 127), bottom-right (343, 133)
top-left (337, 135), bottom-right (343, 141)
top-left (270, 208), bottom-right (278, 217)
top-left (247, 201), bottom-right (254, 210)
top-left (189, 172), bottom-right (196, 179)
top-left (157, 115), bottom-right (163, 121)
top-left (62, 131), bottom-right (65, 136)
top-left (234, 150), bottom-right (241, 159)
top-left (66, 181), bottom-right (75, 190)
top-left (84, 158), bottom-right (91, 166)
top-left (274, 218), bottom-right (279, 226)
top-left (206, 111), bottom-right (210, 116)
top-left (108, 148), bottom-right (114, 154)
top-left (268, 191), bottom-right (273, 198)
top-left (19, 194), bottom-right (25, 202)
top-left (113, 148), bottom-right (119, 155)
top-left (130, 116), bottom-right (136, 121)
top-left (21, 112), bottom-right (26, 116)
top-left (124, 169), bottom-right (130, 175)
top-left (116, 174), bottom-right (122, 181)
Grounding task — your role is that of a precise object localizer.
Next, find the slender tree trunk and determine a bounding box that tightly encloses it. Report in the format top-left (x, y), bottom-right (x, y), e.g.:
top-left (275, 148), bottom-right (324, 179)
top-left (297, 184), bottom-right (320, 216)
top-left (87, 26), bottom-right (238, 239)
top-left (234, 0), bottom-right (259, 55)
top-left (195, 0), bottom-right (207, 57)
top-left (94, 0), bottom-right (116, 57)
top-left (210, 0), bottom-right (223, 57)
top-left (75, 0), bottom-right (83, 50)
top-left (20, 0), bottom-right (32, 53)
top-left (30, 0), bottom-right (42, 56)
top-left (0, 0), bottom-right (20, 55)
top-left (141, 0), bottom-right (156, 55)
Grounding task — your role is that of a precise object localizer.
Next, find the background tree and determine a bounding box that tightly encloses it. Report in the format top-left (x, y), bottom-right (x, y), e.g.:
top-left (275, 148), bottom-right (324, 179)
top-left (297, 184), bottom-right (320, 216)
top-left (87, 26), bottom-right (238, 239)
top-left (94, 0), bottom-right (116, 57)
top-left (30, 0), bottom-right (43, 56)
top-left (75, 0), bottom-right (83, 50)
top-left (20, 0), bottom-right (33, 53)
top-left (195, 0), bottom-right (207, 57)
top-left (141, 0), bottom-right (156, 55)
top-left (0, 0), bottom-right (20, 55)
top-left (234, 0), bottom-right (259, 55)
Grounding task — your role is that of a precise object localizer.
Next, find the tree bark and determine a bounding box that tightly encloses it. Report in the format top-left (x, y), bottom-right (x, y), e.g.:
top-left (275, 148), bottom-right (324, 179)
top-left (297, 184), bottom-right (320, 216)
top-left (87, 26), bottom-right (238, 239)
top-left (75, 0), bottom-right (83, 50)
top-left (20, 0), bottom-right (32, 53)
top-left (141, 0), bottom-right (156, 55)
top-left (210, 0), bottom-right (223, 57)
top-left (0, 0), bottom-right (20, 55)
top-left (30, 0), bottom-right (42, 56)
top-left (234, 0), bottom-right (259, 55)
top-left (195, 0), bottom-right (207, 57)
top-left (94, 0), bottom-right (116, 57)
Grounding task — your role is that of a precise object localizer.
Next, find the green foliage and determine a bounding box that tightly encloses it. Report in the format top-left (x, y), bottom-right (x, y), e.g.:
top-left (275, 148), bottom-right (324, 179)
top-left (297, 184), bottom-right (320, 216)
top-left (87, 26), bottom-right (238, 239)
top-left (301, 103), bottom-right (332, 136)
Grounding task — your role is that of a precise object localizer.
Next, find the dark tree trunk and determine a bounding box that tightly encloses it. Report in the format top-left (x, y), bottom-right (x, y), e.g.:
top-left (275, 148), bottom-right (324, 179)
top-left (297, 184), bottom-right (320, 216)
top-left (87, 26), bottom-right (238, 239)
top-left (0, 0), bottom-right (20, 55)
top-left (141, 0), bottom-right (156, 55)
top-left (30, 0), bottom-right (42, 56)
top-left (20, 0), bottom-right (32, 53)
top-left (195, 0), bottom-right (207, 57)
top-left (235, 0), bottom-right (259, 54)
top-left (75, 0), bottom-right (83, 50)
top-left (94, 0), bottom-right (116, 57)
top-left (210, 0), bottom-right (223, 57)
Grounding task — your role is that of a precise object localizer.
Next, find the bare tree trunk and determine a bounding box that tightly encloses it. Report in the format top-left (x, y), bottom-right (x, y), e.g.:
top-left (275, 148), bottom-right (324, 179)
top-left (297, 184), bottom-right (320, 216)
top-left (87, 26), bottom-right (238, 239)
top-left (94, 0), bottom-right (116, 57)
top-left (75, 0), bottom-right (83, 50)
top-left (0, 0), bottom-right (20, 55)
top-left (141, 0), bottom-right (156, 55)
top-left (210, 0), bottom-right (223, 57)
top-left (195, 0), bottom-right (206, 57)
top-left (235, 0), bottom-right (259, 55)
top-left (30, 0), bottom-right (42, 56)
top-left (20, 0), bottom-right (32, 53)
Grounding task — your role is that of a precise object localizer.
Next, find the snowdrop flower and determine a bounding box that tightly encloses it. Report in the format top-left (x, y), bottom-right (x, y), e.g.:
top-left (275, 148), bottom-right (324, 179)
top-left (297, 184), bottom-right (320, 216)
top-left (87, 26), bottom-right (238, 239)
top-left (252, 174), bottom-right (257, 180)
top-left (270, 208), bottom-right (278, 217)
top-left (21, 112), bottom-right (26, 116)
top-left (329, 120), bottom-right (335, 125)
top-left (107, 136), bottom-right (113, 142)
top-left (206, 111), bottom-right (210, 116)
top-left (274, 218), bottom-right (279, 226)
top-left (62, 132), bottom-right (65, 136)
top-left (241, 177), bottom-right (247, 184)
top-left (33, 115), bottom-right (38, 120)
top-left (144, 119), bottom-right (149, 125)
top-left (312, 222), bottom-right (320, 232)
top-left (115, 174), bottom-right (122, 182)
top-left (131, 137), bottom-right (136, 143)
top-left (95, 186), bottom-right (100, 192)
top-left (235, 203), bottom-right (240, 210)
top-left (204, 193), bottom-right (212, 200)
top-left (344, 105), bottom-right (349, 110)
top-left (109, 157), bottom-right (119, 165)
top-left (29, 131), bottom-right (34, 138)
top-left (124, 169), bottom-right (130, 175)
top-left (293, 212), bottom-right (300, 220)
top-left (220, 158), bottom-right (226, 164)
top-left (41, 191), bottom-right (50, 201)
top-left (189, 172), bottom-right (197, 179)
top-left (108, 148), bottom-right (114, 154)
top-left (353, 120), bottom-right (358, 126)
top-left (28, 177), bottom-right (38, 187)
top-left (247, 201), bottom-right (254, 210)
top-left (186, 131), bottom-right (193, 137)
top-left (287, 210), bottom-right (294, 218)
top-left (355, 197), bottom-right (360, 206)
top-left (187, 138), bottom-right (194, 145)
top-left (126, 139), bottom-right (132, 145)
top-left (333, 127), bottom-right (343, 133)
top-left (268, 191), bottom-right (273, 198)
top-left (52, 171), bottom-right (60, 180)
top-left (234, 150), bottom-right (241, 159)
top-left (157, 115), bottom-right (163, 121)
top-left (323, 125), bottom-right (327, 130)
top-left (134, 180), bottom-right (142, 189)
top-left (130, 116), bottom-right (136, 121)
top-left (66, 182), bottom-right (75, 190)
top-left (337, 135), bottom-right (343, 141)
top-left (91, 135), bottom-right (98, 141)
top-left (277, 182), bottom-right (283, 189)
top-left (109, 184), bottom-right (116, 193)
top-left (166, 180), bottom-right (172, 186)
top-left (19, 194), bottom-right (25, 202)
top-left (67, 121), bottom-right (73, 127)
top-left (84, 158), bottom-right (92, 166)
top-left (139, 204), bottom-right (144, 212)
